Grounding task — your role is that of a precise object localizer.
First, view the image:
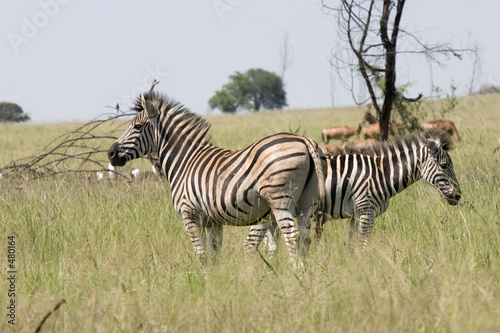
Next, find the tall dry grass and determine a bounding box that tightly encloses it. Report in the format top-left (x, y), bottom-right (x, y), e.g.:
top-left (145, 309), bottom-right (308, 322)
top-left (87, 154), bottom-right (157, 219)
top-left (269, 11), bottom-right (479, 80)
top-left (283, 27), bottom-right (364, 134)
top-left (0, 94), bottom-right (499, 332)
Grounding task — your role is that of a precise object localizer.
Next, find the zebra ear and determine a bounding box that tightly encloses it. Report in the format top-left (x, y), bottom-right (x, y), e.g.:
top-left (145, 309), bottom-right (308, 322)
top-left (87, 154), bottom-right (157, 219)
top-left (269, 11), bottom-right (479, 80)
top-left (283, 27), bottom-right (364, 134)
top-left (419, 132), bottom-right (428, 145)
top-left (140, 93), bottom-right (157, 118)
top-left (420, 133), bottom-right (439, 155)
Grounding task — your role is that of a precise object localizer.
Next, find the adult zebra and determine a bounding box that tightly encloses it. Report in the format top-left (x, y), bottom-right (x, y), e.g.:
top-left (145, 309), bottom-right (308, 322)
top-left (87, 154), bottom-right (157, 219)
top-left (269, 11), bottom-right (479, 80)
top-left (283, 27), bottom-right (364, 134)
top-left (245, 130), bottom-right (461, 252)
top-left (108, 91), bottom-right (326, 268)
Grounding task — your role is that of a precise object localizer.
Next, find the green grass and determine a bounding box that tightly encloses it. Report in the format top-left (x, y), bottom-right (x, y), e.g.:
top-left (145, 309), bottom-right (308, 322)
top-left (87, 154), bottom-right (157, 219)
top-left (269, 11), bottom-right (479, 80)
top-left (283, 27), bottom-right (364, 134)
top-left (1, 94), bottom-right (500, 332)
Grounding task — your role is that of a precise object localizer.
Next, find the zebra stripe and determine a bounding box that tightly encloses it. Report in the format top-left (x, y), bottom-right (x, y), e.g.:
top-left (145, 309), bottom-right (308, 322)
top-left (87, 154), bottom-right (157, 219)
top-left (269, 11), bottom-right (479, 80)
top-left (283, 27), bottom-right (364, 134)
top-left (108, 91), bottom-right (327, 268)
top-left (246, 130), bottom-right (461, 252)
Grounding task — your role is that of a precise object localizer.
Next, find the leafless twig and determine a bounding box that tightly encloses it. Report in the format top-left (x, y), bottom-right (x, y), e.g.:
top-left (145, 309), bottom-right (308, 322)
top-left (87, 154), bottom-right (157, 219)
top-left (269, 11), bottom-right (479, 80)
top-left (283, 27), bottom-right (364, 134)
top-left (34, 299), bottom-right (66, 333)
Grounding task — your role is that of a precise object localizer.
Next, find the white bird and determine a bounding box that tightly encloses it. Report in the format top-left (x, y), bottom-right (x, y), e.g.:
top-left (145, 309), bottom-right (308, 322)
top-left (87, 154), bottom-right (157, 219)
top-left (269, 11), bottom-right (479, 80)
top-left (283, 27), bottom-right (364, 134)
top-left (108, 163), bottom-right (116, 179)
top-left (131, 169), bottom-right (142, 179)
top-left (152, 164), bottom-right (160, 176)
top-left (96, 172), bottom-right (104, 181)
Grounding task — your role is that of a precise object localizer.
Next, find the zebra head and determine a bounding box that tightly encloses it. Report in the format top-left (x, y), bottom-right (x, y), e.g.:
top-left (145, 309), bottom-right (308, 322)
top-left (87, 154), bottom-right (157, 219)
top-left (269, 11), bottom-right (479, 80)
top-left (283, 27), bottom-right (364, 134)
top-left (419, 130), bottom-right (461, 205)
top-left (108, 94), bottom-right (159, 167)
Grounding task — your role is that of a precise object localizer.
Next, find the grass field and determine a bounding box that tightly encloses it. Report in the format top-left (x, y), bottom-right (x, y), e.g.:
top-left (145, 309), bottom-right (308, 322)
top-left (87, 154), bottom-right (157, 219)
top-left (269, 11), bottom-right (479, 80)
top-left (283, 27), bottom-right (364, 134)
top-left (1, 94), bottom-right (499, 332)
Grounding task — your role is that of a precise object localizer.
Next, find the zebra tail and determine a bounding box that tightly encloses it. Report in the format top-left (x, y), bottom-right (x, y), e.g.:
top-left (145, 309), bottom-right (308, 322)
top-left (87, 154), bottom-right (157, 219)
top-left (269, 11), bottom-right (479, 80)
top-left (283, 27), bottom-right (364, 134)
top-left (305, 138), bottom-right (327, 211)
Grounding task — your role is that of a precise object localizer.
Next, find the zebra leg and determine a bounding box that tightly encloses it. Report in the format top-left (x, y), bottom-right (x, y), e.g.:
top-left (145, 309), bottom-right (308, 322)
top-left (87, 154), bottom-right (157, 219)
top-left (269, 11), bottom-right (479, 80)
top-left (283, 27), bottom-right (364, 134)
top-left (347, 216), bottom-right (357, 251)
top-left (244, 222), bottom-right (269, 255)
top-left (245, 219), bottom-right (281, 257)
top-left (296, 207), bottom-right (314, 260)
top-left (314, 210), bottom-right (326, 242)
top-left (263, 219), bottom-right (280, 257)
top-left (356, 208), bottom-right (376, 250)
top-left (274, 210), bottom-right (303, 270)
top-left (296, 172), bottom-right (323, 260)
top-left (206, 223), bottom-right (223, 262)
top-left (182, 213), bottom-right (207, 266)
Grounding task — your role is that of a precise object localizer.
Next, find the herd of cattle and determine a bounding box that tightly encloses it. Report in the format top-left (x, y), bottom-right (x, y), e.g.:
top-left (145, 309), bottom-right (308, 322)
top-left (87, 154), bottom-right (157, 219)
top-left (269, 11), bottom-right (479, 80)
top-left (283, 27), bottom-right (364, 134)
top-left (319, 110), bottom-right (461, 156)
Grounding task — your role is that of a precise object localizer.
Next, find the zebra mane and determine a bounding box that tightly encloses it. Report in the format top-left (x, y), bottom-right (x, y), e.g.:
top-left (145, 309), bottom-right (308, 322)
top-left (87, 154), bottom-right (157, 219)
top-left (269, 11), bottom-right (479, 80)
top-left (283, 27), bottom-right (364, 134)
top-left (420, 129), bottom-right (454, 151)
top-left (133, 90), bottom-right (212, 145)
top-left (372, 129), bottom-right (454, 154)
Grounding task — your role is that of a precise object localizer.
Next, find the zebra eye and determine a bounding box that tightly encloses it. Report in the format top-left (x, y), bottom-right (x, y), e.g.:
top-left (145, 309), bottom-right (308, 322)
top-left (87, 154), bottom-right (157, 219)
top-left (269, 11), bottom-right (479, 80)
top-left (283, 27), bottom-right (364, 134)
top-left (133, 124), bottom-right (143, 130)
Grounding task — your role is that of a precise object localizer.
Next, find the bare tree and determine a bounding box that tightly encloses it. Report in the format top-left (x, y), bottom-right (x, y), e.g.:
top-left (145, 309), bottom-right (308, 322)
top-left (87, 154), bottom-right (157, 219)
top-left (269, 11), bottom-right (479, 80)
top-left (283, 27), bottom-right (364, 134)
top-left (467, 43), bottom-right (483, 95)
top-left (323, 0), bottom-right (473, 140)
top-left (278, 32), bottom-right (293, 81)
top-left (329, 69), bottom-right (336, 107)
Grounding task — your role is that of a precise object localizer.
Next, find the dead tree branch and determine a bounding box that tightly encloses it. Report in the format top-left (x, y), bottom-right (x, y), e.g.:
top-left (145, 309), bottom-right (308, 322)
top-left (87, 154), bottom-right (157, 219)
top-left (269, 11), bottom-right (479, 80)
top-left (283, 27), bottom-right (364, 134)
top-left (34, 299), bottom-right (66, 333)
top-left (323, 0), bottom-right (475, 140)
top-left (1, 81), bottom-right (165, 179)
top-left (0, 112), bottom-right (136, 179)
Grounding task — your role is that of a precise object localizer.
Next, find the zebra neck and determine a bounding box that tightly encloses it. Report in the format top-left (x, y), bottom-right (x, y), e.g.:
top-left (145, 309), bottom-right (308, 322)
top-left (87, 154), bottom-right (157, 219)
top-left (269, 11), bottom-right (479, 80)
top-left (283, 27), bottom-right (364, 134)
top-left (158, 140), bottom-right (217, 186)
top-left (379, 142), bottom-right (423, 195)
top-left (153, 110), bottom-right (213, 186)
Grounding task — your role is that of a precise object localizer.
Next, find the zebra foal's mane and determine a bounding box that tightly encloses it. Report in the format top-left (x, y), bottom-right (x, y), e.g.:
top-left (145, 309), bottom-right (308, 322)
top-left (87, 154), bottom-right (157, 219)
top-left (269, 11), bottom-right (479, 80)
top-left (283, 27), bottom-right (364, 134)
top-left (132, 90), bottom-right (212, 146)
top-left (369, 130), bottom-right (454, 156)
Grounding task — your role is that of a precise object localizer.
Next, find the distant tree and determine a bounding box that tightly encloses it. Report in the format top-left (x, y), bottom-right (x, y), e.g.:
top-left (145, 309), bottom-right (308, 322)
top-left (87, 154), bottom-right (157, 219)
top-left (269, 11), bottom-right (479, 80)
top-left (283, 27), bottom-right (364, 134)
top-left (477, 84), bottom-right (500, 95)
top-left (209, 68), bottom-right (287, 113)
top-left (209, 71), bottom-right (251, 113)
top-left (208, 90), bottom-right (240, 113)
top-left (0, 102), bottom-right (30, 123)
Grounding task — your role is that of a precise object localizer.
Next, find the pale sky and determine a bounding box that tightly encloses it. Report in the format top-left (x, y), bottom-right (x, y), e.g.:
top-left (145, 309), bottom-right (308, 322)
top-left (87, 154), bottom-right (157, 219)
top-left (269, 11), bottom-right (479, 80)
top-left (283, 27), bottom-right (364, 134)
top-left (1, 1), bottom-right (499, 123)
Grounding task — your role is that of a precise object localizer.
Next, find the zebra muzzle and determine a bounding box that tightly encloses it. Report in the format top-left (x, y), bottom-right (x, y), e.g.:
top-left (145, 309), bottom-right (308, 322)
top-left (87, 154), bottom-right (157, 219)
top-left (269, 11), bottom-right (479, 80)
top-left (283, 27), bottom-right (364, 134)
top-left (108, 142), bottom-right (128, 167)
top-left (442, 188), bottom-right (461, 205)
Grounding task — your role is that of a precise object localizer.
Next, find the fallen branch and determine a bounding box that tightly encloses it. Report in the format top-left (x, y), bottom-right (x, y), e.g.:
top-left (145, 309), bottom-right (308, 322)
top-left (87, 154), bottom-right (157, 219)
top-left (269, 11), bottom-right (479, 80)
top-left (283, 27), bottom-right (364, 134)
top-left (1, 81), bottom-right (163, 179)
top-left (34, 298), bottom-right (66, 333)
top-left (0, 112), bottom-right (135, 179)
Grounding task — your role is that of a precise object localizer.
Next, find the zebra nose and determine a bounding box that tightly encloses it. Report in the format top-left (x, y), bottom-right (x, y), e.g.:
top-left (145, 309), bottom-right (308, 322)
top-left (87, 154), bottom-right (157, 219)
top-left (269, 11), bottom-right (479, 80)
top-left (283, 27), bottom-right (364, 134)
top-left (108, 143), bottom-right (118, 160)
top-left (108, 142), bottom-right (126, 166)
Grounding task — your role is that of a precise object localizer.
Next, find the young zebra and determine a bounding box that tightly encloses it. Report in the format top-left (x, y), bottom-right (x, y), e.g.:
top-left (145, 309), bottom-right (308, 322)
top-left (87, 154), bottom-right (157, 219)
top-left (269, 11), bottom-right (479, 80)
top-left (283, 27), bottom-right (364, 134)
top-left (108, 91), bottom-right (326, 269)
top-left (245, 130), bottom-right (461, 253)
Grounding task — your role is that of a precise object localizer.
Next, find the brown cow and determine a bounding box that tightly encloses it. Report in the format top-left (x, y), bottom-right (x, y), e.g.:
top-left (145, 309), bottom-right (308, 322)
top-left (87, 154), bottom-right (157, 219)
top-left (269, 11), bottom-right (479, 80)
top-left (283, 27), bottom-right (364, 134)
top-left (361, 122), bottom-right (401, 140)
top-left (361, 109), bottom-right (403, 138)
top-left (342, 139), bottom-right (380, 154)
top-left (319, 144), bottom-right (344, 156)
top-left (321, 125), bottom-right (360, 143)
top-left (420, 120), bottom-right (460, 140)
top-left (361, 123), bottom-right (381, 140)
top-left (362, 110), bottom-right (378, 125)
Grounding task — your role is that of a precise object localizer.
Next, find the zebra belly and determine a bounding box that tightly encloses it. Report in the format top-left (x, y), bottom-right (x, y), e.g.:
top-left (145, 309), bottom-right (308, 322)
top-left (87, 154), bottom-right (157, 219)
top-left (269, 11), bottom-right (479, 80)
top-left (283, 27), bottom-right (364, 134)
top-left (200, 189), bottom-right (271, 226)
top-left (329, 197), bottom-right (355, 220)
